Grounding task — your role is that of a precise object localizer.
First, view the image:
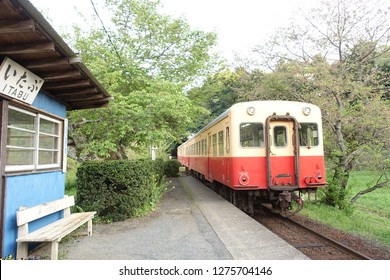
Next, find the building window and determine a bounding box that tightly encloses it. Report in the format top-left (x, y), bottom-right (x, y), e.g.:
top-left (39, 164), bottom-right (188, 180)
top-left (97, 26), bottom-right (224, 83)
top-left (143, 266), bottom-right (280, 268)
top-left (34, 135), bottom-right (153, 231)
top-left (6, 105), bottom-right (63, 172)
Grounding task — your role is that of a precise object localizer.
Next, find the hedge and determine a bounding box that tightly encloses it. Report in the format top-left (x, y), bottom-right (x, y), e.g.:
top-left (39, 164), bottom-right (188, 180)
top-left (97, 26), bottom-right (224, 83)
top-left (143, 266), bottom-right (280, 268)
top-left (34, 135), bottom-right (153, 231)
top-left (164, 159), bottom-right (182, 177)
top-left (75, 159), bottom-right (179, 222)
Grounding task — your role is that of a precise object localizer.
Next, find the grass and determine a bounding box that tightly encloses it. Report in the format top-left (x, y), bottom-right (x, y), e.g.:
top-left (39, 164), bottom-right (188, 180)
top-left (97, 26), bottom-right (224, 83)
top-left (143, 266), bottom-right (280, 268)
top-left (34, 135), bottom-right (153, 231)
top-left (300, 171), bottom-right (390, 247)
top-left (65, 157), bottom-right (79, 197)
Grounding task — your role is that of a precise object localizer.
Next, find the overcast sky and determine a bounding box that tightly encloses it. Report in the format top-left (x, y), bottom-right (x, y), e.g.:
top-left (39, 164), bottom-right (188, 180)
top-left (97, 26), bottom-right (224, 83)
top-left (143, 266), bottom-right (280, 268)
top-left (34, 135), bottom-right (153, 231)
top-left (30, 0), bottom-right (322, 65)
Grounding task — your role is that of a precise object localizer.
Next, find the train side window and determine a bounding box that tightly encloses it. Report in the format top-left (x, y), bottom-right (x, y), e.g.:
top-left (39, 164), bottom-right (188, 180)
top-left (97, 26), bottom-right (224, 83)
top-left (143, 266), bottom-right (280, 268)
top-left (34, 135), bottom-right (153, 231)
top-left (208, 135), bottom-right (211, 155)
top-left (212, 134), bottom-right (217, 156)
top-left (240, 123), bottom-right (264, 147)
top-left (299, 123), bottom-right (319, 146)
top-left (218, 131), bottom-right (224, 156)
top-left (274, 126), bottom-right (287, 147)
top-left (225, 127), bottom-right (230, 154)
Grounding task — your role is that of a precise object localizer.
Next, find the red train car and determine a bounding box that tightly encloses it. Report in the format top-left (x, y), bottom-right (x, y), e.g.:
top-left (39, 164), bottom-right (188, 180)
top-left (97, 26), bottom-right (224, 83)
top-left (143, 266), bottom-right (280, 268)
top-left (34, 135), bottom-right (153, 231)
top-left (177, 100), bottom-right (327, 215)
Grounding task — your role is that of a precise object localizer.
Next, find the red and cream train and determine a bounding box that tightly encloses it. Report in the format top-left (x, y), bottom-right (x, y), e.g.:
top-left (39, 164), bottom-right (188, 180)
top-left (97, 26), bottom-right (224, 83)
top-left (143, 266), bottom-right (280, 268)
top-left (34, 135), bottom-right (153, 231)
top-left (177, 100), bottom-right (327, 215)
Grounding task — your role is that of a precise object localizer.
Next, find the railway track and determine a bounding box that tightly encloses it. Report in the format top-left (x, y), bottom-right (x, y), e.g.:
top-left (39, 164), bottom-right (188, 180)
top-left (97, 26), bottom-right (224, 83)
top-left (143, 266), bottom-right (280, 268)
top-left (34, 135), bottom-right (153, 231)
top-left (191, 174), bottom-right (387, 259)
top-left (254, 207), bottom-right (371, 260)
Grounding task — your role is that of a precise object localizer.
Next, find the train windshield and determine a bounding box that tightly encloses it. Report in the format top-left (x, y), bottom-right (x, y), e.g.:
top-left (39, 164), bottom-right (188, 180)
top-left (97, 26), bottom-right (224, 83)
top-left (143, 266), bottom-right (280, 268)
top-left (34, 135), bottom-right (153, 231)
top-left (299, 123), bottom-right (319, 146)
top-left (240, 123), bottom-right (264, 147)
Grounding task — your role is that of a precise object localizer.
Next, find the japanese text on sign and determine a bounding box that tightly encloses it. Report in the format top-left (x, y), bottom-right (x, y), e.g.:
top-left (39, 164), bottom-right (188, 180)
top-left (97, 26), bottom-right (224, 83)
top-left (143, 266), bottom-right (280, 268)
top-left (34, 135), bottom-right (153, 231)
top-left (0, 57), bottom-right (44, 104)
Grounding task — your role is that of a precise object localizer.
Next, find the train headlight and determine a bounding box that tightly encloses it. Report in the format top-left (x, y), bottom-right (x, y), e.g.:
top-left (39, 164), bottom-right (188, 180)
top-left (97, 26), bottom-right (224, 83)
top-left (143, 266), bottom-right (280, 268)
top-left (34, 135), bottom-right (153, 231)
top-left (302, 106), bottom-right (311, 116)
top-left (247, 106), bottom-right (256, 116)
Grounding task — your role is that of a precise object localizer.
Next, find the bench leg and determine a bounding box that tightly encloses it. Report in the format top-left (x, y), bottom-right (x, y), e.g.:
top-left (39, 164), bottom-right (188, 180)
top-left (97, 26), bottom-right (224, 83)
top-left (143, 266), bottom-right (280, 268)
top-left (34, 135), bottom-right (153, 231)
top-left (16, 242), bottom-right (28, 260)
top-left (87, 219), bottom-right (93, 236)
top-left (50, 240), bottom-right (59, 260)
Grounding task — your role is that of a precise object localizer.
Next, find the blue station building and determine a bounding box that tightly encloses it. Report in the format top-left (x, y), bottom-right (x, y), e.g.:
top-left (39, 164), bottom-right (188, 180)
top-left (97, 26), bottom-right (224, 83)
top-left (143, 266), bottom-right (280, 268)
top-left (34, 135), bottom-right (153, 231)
top-left (0, 0), bottom-right (111, 257)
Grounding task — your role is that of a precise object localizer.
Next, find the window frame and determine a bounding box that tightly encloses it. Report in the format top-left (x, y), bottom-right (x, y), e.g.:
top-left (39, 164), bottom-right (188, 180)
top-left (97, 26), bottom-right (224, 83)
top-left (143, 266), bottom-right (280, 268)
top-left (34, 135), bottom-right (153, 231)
top-left (298, 122), bottom-right (320, 147)
top-left (212, 134), bottom-right (217, 156)
top-left (273, 126), bottom-right (288, 147)
top-left (37, 113), bottom-right (62, 169)
top-left (239, 122), bottom-right (265, 148)
top-left (218, 130), bottom-right (224, 156)
top-left (225, 127), bottom-right (230, 154)
top-left (6, 105), bottom-right (64, 173)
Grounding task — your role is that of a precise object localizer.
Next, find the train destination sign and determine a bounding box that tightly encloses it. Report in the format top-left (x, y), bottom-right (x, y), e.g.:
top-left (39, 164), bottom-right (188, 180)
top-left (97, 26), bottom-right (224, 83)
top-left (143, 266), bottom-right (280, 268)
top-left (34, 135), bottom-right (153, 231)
top-left (0, 57), bottom-right (44, 104)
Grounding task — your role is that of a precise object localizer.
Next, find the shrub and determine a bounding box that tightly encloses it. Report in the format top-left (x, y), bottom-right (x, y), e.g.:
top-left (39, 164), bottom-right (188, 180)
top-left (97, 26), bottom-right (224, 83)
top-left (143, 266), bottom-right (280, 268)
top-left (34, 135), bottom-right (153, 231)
top-left (76, 159), bottom-right (166, 222)
top-left (164, 159), bottom-right (181, 177)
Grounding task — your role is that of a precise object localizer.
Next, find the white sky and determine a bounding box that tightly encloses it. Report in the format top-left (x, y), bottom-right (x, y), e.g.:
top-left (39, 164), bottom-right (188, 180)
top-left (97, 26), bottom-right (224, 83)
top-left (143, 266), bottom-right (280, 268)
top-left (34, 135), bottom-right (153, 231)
top-left (29, 0), bottom-right (321, 65)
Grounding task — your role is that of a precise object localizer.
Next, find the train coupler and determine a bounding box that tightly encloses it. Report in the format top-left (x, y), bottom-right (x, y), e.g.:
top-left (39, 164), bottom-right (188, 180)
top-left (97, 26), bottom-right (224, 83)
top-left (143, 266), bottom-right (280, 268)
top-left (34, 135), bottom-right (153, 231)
top-left (279, 191), bottom-right (304, 217)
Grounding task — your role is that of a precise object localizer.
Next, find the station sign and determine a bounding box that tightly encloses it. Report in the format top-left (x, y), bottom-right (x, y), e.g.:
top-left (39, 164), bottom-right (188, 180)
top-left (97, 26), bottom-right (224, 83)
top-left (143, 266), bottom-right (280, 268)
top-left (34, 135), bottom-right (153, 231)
top-left (0, 57), bottom-right (44, 104)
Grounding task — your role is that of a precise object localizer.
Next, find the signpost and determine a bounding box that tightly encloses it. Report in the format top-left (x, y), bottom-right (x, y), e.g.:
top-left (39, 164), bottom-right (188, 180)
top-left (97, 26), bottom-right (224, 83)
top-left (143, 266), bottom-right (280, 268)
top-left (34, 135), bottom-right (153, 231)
top-left (0, 57), bottom-right (44, 104)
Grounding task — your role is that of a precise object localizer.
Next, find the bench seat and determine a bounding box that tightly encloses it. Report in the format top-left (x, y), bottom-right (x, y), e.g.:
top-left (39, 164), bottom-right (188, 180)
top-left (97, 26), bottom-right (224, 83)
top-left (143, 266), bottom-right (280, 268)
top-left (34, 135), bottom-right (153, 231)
top-left (17, 212), bottom-right (96, 243)
top-left (16, 196), bottom-right (96, 260)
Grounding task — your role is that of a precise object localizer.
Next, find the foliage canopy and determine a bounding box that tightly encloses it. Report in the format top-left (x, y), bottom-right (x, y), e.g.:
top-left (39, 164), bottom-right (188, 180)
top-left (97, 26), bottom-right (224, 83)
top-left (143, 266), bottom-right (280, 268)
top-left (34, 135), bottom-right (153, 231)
top-left (67, 0), bottom-right (220, 159)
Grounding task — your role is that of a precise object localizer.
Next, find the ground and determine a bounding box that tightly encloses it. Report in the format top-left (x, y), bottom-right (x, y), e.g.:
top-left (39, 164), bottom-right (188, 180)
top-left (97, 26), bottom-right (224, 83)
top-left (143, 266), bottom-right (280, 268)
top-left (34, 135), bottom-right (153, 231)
top-left (290, 214), bottom-right (390, 259)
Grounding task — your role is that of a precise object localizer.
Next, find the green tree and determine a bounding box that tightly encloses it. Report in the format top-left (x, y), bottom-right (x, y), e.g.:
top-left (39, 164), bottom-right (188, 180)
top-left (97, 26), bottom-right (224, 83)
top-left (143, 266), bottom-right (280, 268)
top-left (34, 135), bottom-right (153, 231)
top-left (67, 0), bottom-right (218, 159)
top-left (187, 68), bottom-right (250, 131)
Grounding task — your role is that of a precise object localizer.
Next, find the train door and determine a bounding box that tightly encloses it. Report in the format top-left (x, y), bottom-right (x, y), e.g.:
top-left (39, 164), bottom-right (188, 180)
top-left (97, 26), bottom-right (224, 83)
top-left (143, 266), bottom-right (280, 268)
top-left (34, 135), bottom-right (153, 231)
top-left (265, 115), bottom-right (300, 190)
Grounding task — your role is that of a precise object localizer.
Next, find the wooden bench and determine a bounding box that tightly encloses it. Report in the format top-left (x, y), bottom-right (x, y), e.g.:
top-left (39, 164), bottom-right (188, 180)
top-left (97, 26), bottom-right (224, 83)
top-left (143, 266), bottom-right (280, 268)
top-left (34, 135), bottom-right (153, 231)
top-left (16, 196), bottom-right (96, 260)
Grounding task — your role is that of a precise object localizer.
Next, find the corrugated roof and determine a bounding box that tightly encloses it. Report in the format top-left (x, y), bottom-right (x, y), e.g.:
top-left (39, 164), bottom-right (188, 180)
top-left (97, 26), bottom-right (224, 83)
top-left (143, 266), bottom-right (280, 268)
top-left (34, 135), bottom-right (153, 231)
top-left (0, 0), bottom-right (112, 110)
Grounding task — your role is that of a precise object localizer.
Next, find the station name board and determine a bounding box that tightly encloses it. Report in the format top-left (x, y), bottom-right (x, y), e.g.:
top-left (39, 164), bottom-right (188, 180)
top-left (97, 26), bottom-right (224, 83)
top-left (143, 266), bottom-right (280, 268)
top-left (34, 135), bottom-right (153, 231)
top-left (0, 57), bottom-right (44, 104)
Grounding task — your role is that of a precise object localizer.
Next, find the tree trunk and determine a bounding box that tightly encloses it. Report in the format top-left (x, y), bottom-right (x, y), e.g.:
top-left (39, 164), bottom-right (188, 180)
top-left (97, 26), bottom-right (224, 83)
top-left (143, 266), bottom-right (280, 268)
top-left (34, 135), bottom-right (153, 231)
top-left (110, 144), bottom-right (128, 160)
top-left (333, 119), bottom-right (350, 191)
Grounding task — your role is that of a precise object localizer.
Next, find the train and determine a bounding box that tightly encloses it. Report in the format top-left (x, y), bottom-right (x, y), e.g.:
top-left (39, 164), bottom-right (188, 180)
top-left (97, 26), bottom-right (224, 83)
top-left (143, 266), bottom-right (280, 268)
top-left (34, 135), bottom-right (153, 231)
top-left (177, 100), bottom-right (327, 216)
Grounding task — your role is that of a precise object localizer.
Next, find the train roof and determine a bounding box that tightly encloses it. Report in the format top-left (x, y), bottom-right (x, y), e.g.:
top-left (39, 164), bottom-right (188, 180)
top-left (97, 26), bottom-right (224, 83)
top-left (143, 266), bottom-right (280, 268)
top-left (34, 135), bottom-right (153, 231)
top-left (181, 100), bottom-right (320, 145)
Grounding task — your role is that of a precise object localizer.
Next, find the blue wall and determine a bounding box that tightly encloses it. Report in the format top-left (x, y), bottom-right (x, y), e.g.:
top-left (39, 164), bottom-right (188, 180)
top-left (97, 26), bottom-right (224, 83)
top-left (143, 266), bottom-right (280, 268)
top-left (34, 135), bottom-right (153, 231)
top-left (2, 91), bottom-right (68, 258)
top-left (32, 91), bottom-right (67, 118)
top-left (3, 172), bottom-right (65, 257)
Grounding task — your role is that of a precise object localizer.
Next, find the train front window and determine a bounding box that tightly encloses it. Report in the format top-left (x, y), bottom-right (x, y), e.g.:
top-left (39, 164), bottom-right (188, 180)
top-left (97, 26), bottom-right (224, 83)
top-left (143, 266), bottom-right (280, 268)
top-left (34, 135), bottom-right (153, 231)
top-left (274, 126), bottom-right (287, 147)
top-left (299, 123), bottom-right (319, 146)
top-left (240, 123), bottom-right (264, 147)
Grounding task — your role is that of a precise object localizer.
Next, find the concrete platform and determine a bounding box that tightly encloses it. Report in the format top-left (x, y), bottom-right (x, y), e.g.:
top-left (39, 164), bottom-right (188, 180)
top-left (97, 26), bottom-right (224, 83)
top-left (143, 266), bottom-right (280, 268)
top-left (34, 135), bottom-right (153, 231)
top-left (181, 176), bottom-right (309, 260)
top-left (34, 175), bottom-right (308, 260)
